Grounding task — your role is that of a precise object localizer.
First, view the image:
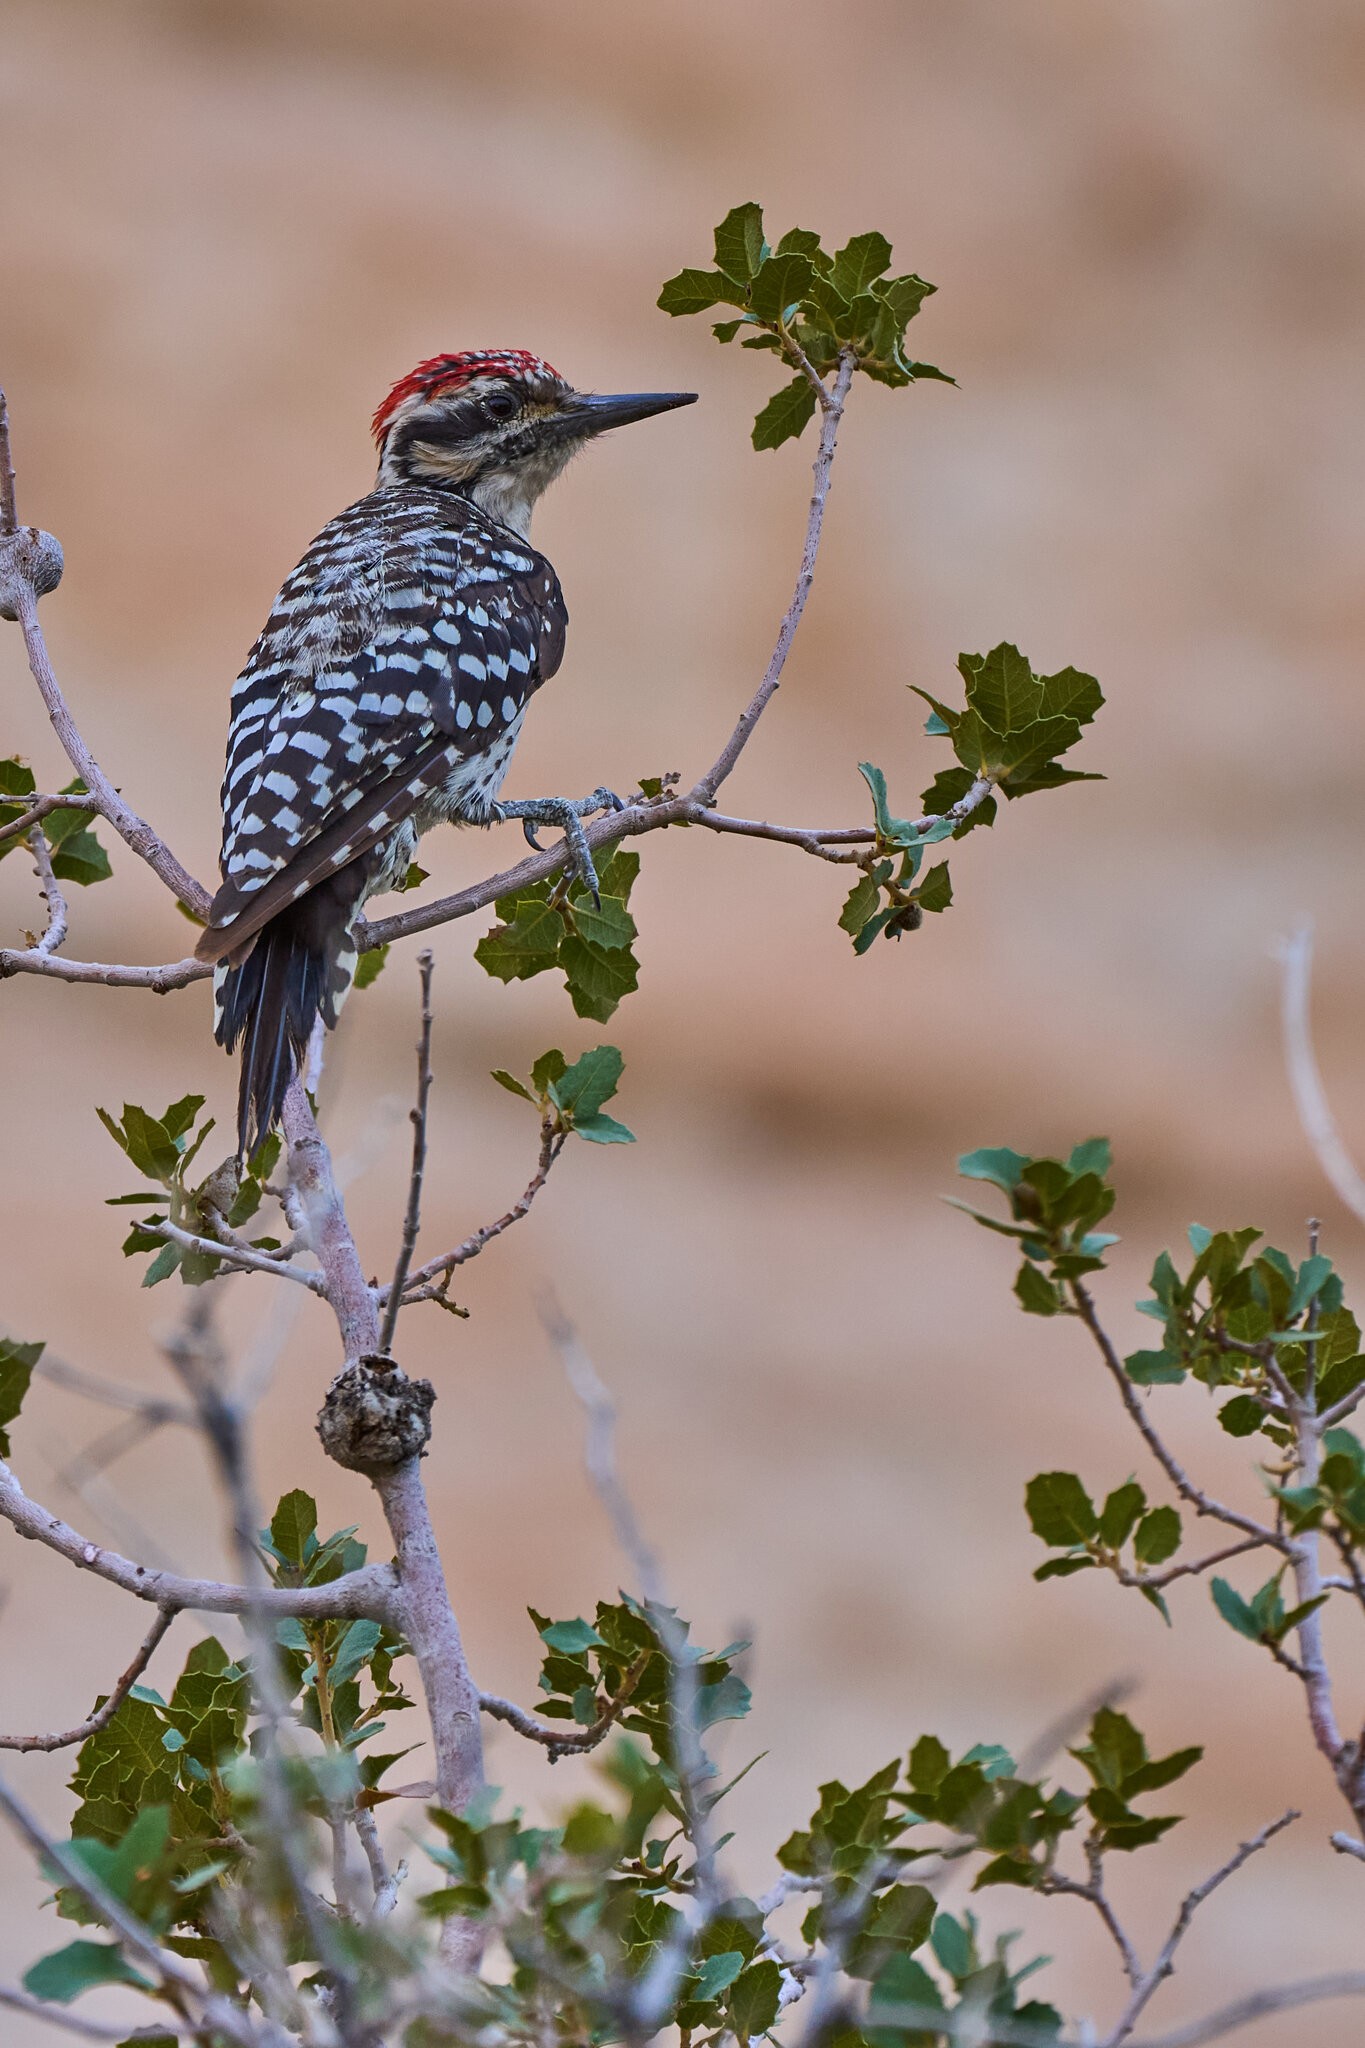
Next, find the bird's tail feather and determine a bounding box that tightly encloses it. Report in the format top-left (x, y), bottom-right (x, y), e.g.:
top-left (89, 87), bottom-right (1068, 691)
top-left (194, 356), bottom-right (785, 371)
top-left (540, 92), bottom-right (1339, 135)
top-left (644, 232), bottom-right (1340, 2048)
top-left (213, 869), bottom-right (367, 1158)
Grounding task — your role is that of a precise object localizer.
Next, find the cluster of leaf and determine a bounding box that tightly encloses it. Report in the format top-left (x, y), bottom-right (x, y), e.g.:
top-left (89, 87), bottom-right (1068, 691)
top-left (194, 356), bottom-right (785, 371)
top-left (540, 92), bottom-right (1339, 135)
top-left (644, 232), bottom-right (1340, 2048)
top-left (492, 1043), bottom-right (634, 1145)
top-left (0, 1331), bottom-right (41, 1456)
top-left (476, 844), bottom-right (641, 1023)
top-left (1124, 1227), bottom-right (1360, 1428)
top-left (0, 759), bottom-right (110, 888)
top-left (262, 1489), bottom-right (415, 1768)
top-left (528, 1597), bottom-right (750, 1768)
top-left (1024, 1473), bottom-right (1182, 1619)
top-left (99, 1094), bottom-right (282, 1285)
top-left (1209, 1568), bottom-right (1327, 1653)
top-left (841, 647), bottom-right (1102, 952)
top-left (658, 203), bottom-right (952, 448)
top-left (23, 1493), bottom-right (416, 2009)
top-left (952, 1138), bottom-right (1118, 1315)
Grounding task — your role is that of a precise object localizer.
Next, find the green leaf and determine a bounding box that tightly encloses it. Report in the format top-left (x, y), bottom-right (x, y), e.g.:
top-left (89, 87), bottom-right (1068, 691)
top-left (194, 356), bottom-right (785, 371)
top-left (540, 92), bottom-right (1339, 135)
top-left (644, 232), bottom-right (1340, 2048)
top-left (1014, 1263), bottom-right (1061, 1316)
top-left (23, 1941), bottom-right (151, 2002)
top-left (140, 1243), bottom-right (181, 1288)
top-left (0, 1334), bottom-right (42, 1456)
top-left (549, 1045), bottom-right (624, 1121)
top-left (957, 1146), bottom-right (1029, 1192)
top-left (658, 267), bottom-right (741, 316)
top-left (50, 827), bottom-right (112, 887)
top-left (729, 1958), bottom-right (782, 2038)
top-left (1126, 1349), bottom-right (1186, 1385)
top-left (749, 251), bottom-right (816, 325)
top-left (1025, 1472), bottom-right (1097, 1547)
top-left (490, 1069), bottom-right (535, 1104)
top-left (560, 934), bottom-right (639, 1020)
top-left (573, 1111), bottom-right (635, 1145)
top-left (1219, 1395), bottom-right (1267, 1437)
top-left (751, 375), bottom-right (818, 451)
top-left (839, 871), bottom-right (881, 939)
top-left (1211, 1578), bottom-right (1262, 1641)
top-left (1098, 1482), bottom-right (1146, 1549)
top-left (96, 1104), bottom-right (181, 1182)
top-left (531, 1048), bottom-right (567, 1094)
top-left (1133, 1506), bottom-right (1180, 1567)
top-left (354, 944), bottom-right (389, 990)
top-left (714, 202), bottom-right (767, 283)
top-left (912, 861), bottom-right (952, 914)
top-left (570, 893), bottom-right (636, 952)
top-left (538, 1616), bottom-right (607, 1654)
top-left (269, 1490), bottom-right (318, 1570)
top-left (830, 230), bottom-right (893, 300)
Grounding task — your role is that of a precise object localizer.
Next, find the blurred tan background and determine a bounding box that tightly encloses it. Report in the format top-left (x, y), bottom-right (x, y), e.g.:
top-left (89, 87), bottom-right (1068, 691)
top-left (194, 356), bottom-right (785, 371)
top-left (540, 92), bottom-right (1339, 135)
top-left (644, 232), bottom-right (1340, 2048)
top-left (5, 0), bottom-right (1365, 2038)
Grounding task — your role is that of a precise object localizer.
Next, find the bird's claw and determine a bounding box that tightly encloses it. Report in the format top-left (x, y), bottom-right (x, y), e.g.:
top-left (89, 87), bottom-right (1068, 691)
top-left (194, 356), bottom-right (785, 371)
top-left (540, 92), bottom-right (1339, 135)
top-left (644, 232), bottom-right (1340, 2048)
top-left (493, 787), bottom-right (625, 906)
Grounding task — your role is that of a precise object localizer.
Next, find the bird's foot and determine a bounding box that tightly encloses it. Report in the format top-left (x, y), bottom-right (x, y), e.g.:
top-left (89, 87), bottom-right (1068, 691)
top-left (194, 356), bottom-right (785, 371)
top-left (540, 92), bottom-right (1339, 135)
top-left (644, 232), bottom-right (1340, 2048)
top-left (492, 787), bottom-right (625, 905)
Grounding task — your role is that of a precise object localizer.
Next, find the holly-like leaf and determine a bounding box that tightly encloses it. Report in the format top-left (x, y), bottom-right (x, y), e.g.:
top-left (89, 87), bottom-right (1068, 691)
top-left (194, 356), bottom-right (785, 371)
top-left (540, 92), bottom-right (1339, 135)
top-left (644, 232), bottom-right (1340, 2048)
top-left (355, 944), bottom-right (389, 989)
top-left (751, 375), bottom-right (818, 451)
top-left (0, 1334), bottom-right (42, 1456)
top-left (714, 202), bottom-right (767, 283)
top-left (1025, 1472), bottom-right (1097, 1547)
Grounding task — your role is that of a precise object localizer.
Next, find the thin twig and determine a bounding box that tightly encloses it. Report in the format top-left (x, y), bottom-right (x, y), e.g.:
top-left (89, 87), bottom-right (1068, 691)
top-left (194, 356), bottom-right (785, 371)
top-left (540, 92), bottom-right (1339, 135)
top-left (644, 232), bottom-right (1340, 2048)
top-left (1101, 1810), bottom-right (1299, 2047)
top-left (1111, 1534), bottom-right (1270, 1593)
top-left (26, 827), bottom-right (67, 955)
top-left (0, 792), bottom-right (96, 849)
top-left (1041, 1839), bottom-right (1142, 1988)
top-left (0, 1982), bottom-right (170, 2041)
top-left (147, 1216), bottom-right (328, 1292)
top-left (389, 1123), bottom-right (566, 1303)
top-left (1126, 1971), bottom-right (1365, 2048)
top-left (1069, 1282), bottom-right (1288, 1551)
top-left (690, 349), bottom-right (857, 806)
top-left (378, 950), bottom-right (435, 1354)
top-left (479, 1650), bottom-right (649, 1761)
top-left (0, 389), bottom-right (17, 535)
top-left (0, 1605), bottom-right (175, 1751)
top-left (1278, 921), bottom-right (1365, 1228)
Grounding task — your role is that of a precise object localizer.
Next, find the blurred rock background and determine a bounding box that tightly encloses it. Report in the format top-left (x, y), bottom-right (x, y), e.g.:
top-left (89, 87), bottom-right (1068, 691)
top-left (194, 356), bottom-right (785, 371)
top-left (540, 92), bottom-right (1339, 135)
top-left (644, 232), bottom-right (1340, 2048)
top-left (4, 1), bottom-right (1365, 2038)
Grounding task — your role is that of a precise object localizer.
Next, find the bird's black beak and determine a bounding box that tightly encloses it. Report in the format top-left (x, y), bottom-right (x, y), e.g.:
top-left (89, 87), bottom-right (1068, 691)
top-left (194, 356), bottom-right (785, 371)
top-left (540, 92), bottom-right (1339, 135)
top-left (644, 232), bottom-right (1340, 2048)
top-left (553, 389), bottom-right (698, 440)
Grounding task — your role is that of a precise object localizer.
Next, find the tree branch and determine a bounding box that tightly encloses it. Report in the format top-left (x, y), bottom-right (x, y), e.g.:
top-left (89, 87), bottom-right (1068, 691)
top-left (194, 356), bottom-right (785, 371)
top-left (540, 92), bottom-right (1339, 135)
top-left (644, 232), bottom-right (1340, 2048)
top-left (23, 826), bottom-right (68, 955)
top-left (147, 1216), bottom-right (328, 1293)
top-left (1101, 1810), bottom-right (1299, 2047)
top-left (387, 1121), bottom-right (566, 1305)
top-left (1126, 1971), bottom-right (1365, 2048)
top-left (478, 1650), bottom-right (649, 1762)
top-left (689, 349), bottom-right (856, 806)
top-left (1279, 921), bottom-right (1365, 1227)
top-left (0, 1604), bottom-right (175, 1752)
top-left (0, 1458), bottom-right (397, 1620)
top-left (377, 950), bottom-right (435, 1353)
top-left (1069, 1282), bottom-right (1288, 1550)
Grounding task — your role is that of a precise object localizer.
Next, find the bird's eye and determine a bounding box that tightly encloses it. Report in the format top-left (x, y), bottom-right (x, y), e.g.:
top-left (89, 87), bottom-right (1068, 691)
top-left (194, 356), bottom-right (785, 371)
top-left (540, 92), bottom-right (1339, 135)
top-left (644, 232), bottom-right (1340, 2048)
top-left (483, 390), bottom-right (518, 423)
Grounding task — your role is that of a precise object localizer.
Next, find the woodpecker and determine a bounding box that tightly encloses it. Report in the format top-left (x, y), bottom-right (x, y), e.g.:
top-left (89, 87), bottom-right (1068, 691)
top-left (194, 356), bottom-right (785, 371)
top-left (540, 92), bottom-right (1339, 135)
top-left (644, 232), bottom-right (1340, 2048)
top-left (196, 349), bottom-right (695, 1157)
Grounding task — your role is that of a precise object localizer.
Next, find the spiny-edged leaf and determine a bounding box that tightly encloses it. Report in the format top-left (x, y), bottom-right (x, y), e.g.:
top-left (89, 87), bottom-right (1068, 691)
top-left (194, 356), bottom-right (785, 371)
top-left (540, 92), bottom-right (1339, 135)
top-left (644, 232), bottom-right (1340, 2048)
top-left (538, 1616), bottom-right (607, 1654)
top-left (531, 1048), bottom-right (567, 1095)
top-left (749, 250), bottom-right (816, 325)
top-left (1037, 666), bottom-right (1103, 725)
top-left (560, 934), bottom-right (639, 1020)
top-left (714, 202), bottom-right (767, 283)
top-left (269, 1490), bottom-right (318, 1569)
top-left (919, 764), bottom-right (998, 837)
top-left (658, 267), bottom-right (742, 316)
top-left (570, 892), bottom-right (636, 951)
top-left (1133, 1505), bottom-right (1180, 1567)
top-left (839, 871), bottom-right (881, 938)
top-left (958, 644), bottom-right (1041, 733)
top-left (1218, 1394), bottom-right (1268, 1437)
top-left (751, 375), bottom-right (818, 451)
top-left (0, 1334), bottom-right (42, 1456)
top-left (96, 1104), bottom-right (180, 1182)
top-left (549, 1045), bottom-right (624, 1121)
top-left (354, 944), bottom-right (389, 990)
top-left (23, 1940), bottom-right (151, 2002)
top-left (830, 231), bottom-right (893, 299)
top-left (1025, 1471), bottom-right (1097, 1547)
top-left (776, 227), bottom-right (830, 268)
top-left (912, 861), bottom-right (952, 913)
